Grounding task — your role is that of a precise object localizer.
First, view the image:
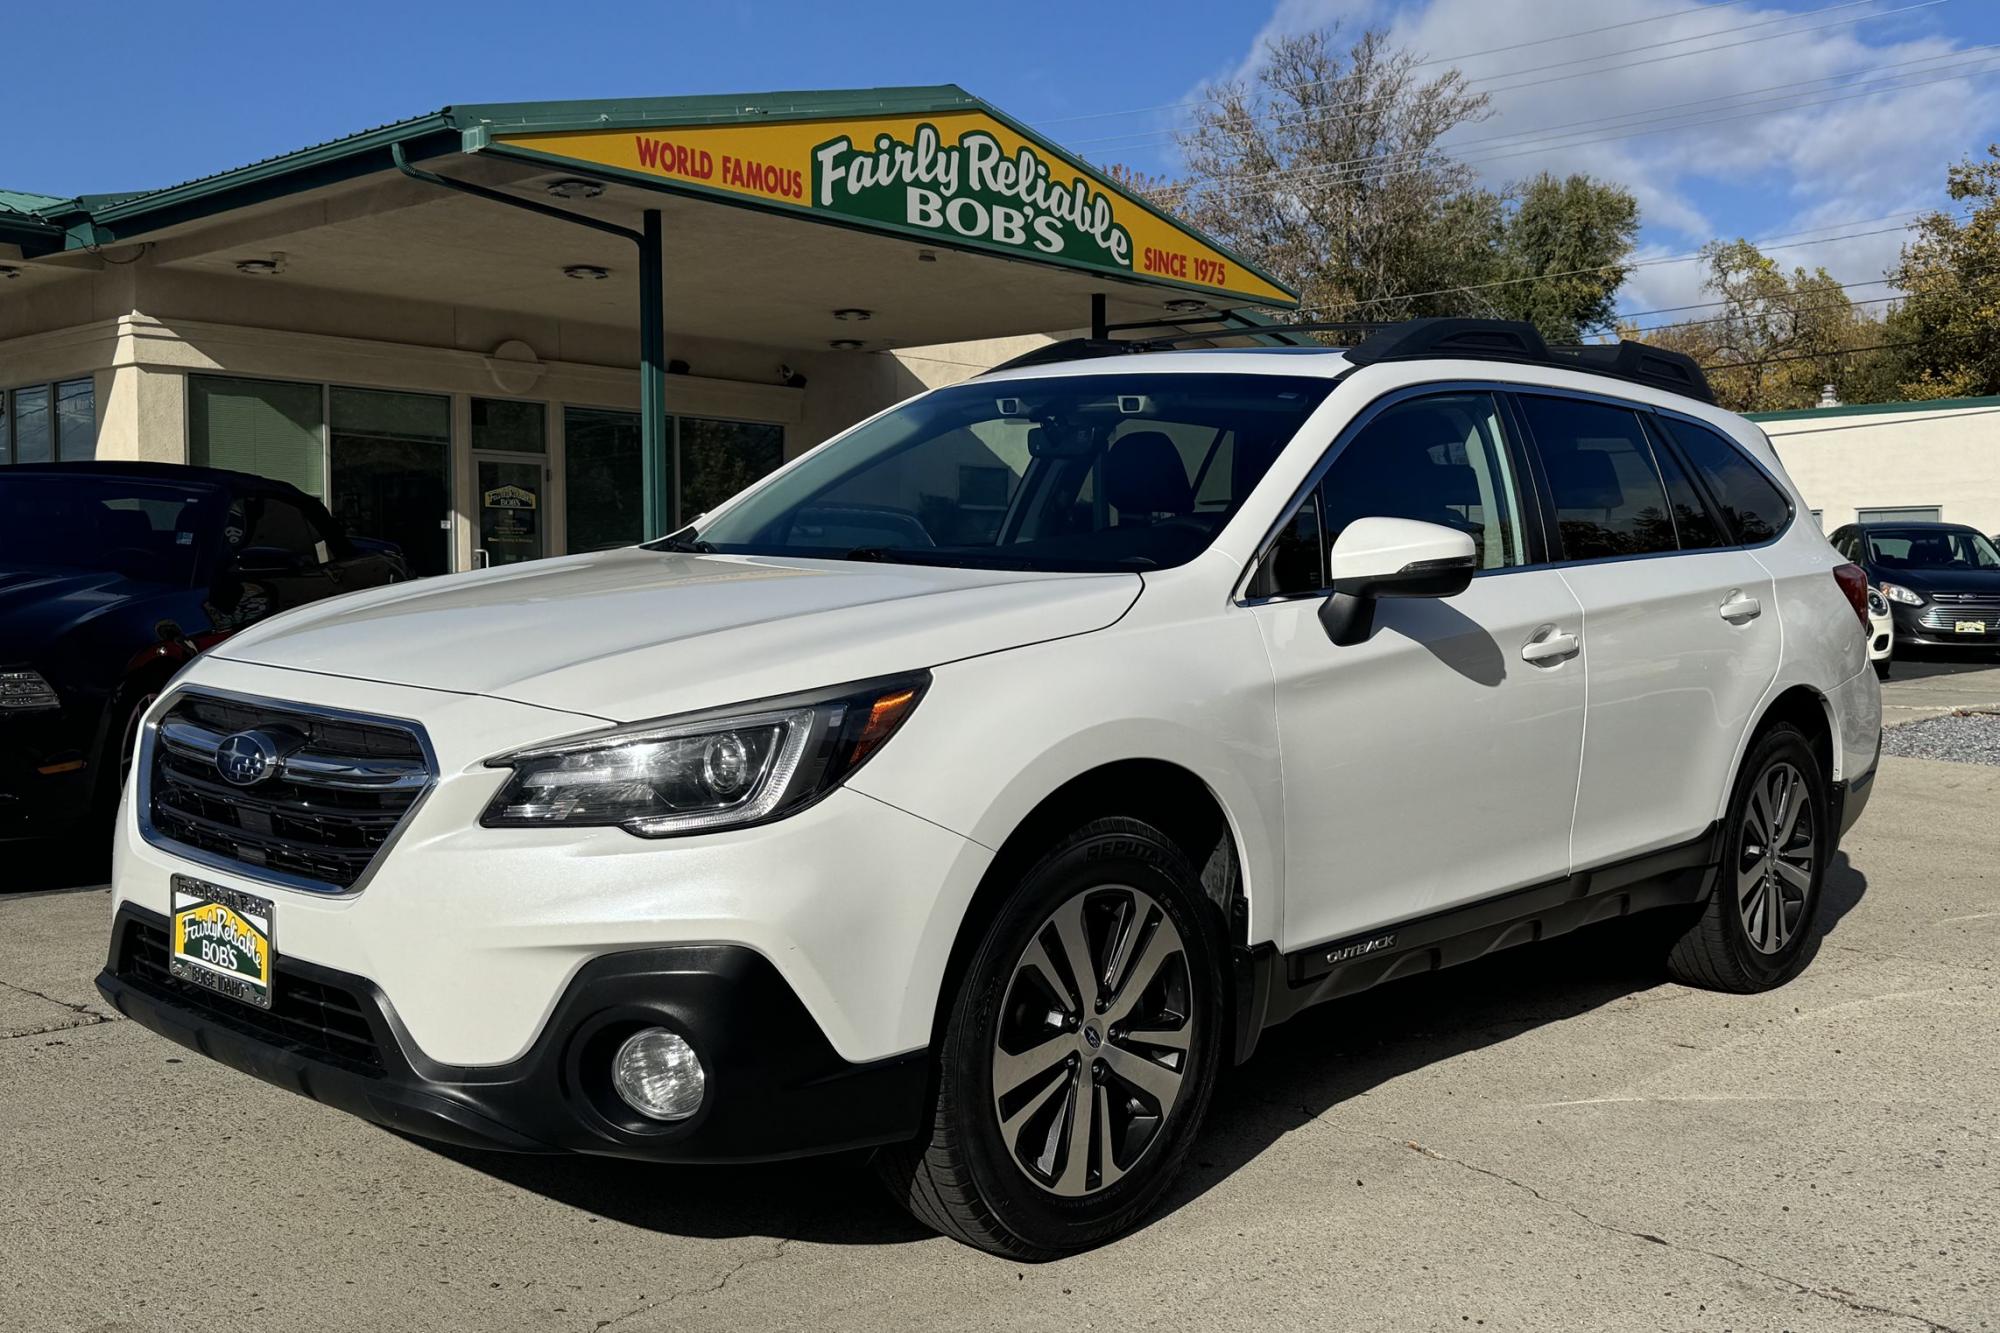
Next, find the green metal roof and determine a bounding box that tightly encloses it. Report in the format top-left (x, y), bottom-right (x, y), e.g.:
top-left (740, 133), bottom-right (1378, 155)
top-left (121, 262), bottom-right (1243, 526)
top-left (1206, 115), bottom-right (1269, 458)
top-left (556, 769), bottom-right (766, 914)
top-left (1747, 393), bottom-right (2000, 422)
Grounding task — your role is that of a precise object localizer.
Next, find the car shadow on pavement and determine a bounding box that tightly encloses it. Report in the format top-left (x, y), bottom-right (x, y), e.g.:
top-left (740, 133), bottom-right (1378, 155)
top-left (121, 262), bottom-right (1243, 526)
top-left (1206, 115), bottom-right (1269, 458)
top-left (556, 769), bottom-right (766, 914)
top-left (411, 856), bottom-right (1869, 1251)
top-left (5, 833), bottom-right (112, 895)
top-left (1148, 850), bottom-right (1870, 1231)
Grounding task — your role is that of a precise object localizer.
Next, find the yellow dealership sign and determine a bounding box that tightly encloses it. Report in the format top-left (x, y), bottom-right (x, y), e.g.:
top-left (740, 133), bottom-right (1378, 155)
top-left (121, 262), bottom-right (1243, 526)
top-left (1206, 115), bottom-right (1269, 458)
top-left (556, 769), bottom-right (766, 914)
top-left (487, 110), bottom-right (1294, 307)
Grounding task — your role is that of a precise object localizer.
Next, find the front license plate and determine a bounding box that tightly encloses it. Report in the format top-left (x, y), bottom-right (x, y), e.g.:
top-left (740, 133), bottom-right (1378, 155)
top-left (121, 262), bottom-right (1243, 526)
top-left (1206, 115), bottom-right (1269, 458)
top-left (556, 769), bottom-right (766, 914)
top-left (1956, 620), bottom-right (1988, 634)
top-left (169, 875), bottom-right (274, 1010)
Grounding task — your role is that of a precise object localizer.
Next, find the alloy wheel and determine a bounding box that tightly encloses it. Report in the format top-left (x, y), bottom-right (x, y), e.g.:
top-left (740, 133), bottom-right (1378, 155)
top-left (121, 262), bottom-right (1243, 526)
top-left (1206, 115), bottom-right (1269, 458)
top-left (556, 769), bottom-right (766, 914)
top-left (1736, 760), bottom-right (1816, 955)
top-left (990, 884), bottom-right (1192, 1197)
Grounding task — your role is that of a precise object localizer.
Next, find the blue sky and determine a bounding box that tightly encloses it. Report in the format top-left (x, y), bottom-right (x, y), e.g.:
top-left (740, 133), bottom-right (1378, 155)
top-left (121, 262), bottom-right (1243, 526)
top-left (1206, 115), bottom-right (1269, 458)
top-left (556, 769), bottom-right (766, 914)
top-left (6, 0), bottom-right (1997, 317)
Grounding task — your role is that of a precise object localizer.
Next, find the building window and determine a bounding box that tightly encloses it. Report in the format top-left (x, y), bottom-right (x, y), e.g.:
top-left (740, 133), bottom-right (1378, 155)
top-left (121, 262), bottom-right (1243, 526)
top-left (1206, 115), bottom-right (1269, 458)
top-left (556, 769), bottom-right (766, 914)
top-left (564, 406), bottom-right (643, 553)
top-left (330, 387), bottom-right (452, 578)
top-left (1857, 505), bottom-right (1943, 524)
top-left (189, 375), bottom-right (325, 496)
top-left (563, 408), bottom-right (786, 549)
top-left (472, 398), bottom-right (546, 453)
top-left (2, 377), bottom-right (94, 465)
top-left (680, 416), bottom-right (785, 519)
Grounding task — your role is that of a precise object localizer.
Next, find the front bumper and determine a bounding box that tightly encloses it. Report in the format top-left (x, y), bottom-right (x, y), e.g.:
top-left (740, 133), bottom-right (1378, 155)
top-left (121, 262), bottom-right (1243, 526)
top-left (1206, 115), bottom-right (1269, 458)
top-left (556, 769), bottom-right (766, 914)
top-left (0, 705), bottom-right (99, 836)
top-left (97, 903), bottom-right (927, 1161)
top-left (1890, 602), bottom-right (2000, 647)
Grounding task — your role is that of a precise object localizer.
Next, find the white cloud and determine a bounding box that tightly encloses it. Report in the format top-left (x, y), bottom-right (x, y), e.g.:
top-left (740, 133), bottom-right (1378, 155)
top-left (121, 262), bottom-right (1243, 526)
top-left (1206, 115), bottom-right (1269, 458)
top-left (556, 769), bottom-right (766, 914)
top-left (1190, 0), bottom-right (2000, 313)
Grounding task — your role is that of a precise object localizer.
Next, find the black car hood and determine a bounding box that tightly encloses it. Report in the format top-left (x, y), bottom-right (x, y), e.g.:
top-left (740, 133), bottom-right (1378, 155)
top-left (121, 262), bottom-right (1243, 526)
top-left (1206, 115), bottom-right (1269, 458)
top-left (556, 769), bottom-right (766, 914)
top-left (0, 567), bottom-right (185, 663)
top-left (1874, 565), bottom-right (2000, 596)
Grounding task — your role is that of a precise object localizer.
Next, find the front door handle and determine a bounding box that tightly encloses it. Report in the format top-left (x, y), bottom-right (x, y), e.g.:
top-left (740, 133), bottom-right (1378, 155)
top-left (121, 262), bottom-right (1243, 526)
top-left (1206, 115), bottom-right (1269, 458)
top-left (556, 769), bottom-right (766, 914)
top-left (1720, 591), bottom-right (1762, 623)
top-left (1521, 627), bottom-right (1580, 664)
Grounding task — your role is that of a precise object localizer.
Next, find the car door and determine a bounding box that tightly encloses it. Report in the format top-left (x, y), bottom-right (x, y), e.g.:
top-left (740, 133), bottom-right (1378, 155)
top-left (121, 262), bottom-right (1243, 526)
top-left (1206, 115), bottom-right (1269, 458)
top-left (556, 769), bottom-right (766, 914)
top-left (1247, 389), bottom-right (1587, 951)
top-left (1513, 393), bottom-right (1782, 868)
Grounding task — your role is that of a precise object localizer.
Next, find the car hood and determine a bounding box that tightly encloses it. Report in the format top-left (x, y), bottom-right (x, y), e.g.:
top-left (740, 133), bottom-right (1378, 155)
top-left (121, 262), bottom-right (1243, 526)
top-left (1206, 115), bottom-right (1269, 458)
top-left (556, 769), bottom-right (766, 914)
top-left (0, 566), bottom-right (181, 663)
top-left (1875, 566), bottom-right (2000, 596)
top-left (213, 547), bottom-right (1143, 723)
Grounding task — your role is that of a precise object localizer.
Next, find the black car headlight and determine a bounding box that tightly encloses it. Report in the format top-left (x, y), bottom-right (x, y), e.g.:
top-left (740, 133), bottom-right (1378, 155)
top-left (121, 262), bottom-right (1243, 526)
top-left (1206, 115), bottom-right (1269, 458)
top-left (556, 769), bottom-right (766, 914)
top-left (481, 673), bottom-right (928, 837)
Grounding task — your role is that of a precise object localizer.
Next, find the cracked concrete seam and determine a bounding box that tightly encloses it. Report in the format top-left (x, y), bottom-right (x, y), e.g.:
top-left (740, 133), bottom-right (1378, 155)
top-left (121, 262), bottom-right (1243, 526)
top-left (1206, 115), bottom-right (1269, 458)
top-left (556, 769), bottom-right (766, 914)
top-left (593, 1238), bottom-right (794, 1330)
top-left (0, 978), bottom-right (117, 1039)
top-left (1394, 1137), bottom-right (1971, 1333)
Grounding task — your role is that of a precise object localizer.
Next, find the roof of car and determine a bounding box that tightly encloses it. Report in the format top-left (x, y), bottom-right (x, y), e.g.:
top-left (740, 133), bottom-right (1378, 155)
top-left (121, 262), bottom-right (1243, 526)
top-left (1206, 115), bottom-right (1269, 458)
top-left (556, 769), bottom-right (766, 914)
top-left (3, 460), bottom-right (304, 494)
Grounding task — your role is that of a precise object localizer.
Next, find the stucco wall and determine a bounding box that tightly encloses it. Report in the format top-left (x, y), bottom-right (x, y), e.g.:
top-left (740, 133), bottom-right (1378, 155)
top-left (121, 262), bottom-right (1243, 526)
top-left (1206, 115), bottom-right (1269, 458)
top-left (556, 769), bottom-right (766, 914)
top-left (1758, 401), bottom-right (2000, 537)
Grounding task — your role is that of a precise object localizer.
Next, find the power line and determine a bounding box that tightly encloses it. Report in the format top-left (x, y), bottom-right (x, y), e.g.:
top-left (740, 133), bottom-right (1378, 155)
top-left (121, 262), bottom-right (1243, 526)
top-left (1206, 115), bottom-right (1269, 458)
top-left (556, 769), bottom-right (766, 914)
top-left (1031, 0), bottom-right (1753, 126)
top-left (1172, 45), bottom-right (2000, 197)
top-left (1069, 0), bottom-right (1940, 154)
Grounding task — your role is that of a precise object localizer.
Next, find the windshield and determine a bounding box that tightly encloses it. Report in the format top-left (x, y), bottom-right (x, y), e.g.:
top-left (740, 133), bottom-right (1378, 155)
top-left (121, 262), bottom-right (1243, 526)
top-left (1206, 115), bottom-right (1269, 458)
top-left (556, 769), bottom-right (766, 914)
top-left (666, 373), bottom-right (1335, 572)
top-left (1865, 528), bottom-right (2000, 571)
top-left (0, 474), bottom-right (219, 586)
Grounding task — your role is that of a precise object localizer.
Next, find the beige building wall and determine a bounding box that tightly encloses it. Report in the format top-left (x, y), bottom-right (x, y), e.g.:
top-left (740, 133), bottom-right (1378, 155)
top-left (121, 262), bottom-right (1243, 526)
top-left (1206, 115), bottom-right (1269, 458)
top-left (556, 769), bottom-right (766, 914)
top-left (1756, 399), bottom-right (2000, 537)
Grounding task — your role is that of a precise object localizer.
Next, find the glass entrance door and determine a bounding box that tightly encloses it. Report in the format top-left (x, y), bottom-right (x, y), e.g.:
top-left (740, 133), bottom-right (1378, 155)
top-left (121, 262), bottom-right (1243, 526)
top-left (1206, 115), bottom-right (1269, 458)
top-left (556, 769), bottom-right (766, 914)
top-left (329, 388), bottom-right (451, 577)
top-left (475, 455), bottom-right (547, 567)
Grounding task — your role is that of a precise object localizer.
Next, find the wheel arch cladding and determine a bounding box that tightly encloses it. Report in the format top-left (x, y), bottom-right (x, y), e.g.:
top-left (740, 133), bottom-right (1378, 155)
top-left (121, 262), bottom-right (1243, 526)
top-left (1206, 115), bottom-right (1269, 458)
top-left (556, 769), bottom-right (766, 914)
top-left (928, 759), bottom-right (1243, 1050)
top-left (1757, 685), bottom-right (1836, 779)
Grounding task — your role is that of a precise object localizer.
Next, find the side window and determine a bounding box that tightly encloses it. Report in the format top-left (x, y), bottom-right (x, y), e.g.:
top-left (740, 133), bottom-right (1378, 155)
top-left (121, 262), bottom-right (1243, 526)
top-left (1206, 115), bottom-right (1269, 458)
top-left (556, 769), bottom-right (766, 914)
top-left (1320, 393), bottom-right (1529, 570)
top-left (1645, 424), bottom-right (1727, 550)
top-left (1260, 490), bottom-right (1325, 596)
top-left (1658, 417), bottom-right (1792, 545)
top-left (244, 495), bottom-right (327, 563)
top-left (1518, 395), bottom-right (1676, 561)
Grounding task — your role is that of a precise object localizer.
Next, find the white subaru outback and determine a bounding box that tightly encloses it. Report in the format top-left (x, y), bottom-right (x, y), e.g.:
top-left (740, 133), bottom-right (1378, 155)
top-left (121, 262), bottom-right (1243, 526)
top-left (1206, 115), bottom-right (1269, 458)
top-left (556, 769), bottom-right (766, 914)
top-left (99, 319), bottom-right (1881, 1258)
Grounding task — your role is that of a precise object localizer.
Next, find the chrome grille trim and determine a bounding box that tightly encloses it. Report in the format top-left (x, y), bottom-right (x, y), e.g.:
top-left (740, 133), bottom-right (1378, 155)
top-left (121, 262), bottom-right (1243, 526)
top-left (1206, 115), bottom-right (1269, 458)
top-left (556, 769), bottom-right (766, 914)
top-left (137, 685), bottom-right (439, 897)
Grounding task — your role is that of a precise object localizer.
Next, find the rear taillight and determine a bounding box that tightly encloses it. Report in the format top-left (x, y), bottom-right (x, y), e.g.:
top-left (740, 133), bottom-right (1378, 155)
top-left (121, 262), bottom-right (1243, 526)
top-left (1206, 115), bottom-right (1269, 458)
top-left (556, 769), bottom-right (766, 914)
top-left (1832, 563), bottom-right (1871, 633)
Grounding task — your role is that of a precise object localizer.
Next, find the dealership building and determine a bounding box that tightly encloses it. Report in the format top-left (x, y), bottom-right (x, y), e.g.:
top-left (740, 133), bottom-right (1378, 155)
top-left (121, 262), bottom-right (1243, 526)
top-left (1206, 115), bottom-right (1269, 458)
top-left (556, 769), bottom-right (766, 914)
top-left (0, 86), bottom-right (1295, 575)
top-left (1750, 395), bottom-right (2000, 538)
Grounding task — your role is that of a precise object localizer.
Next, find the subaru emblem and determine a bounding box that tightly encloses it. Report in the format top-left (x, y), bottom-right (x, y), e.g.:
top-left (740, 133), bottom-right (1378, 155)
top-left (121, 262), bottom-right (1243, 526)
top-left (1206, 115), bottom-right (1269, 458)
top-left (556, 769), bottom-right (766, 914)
top-left (215, 730), bottom-right (283, 787)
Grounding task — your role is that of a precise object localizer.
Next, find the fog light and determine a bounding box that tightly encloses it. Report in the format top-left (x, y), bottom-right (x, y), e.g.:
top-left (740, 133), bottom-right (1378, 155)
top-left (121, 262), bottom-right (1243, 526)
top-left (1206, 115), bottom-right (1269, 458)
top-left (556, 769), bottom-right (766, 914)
top-left (611, 1027), bottom-right (705, 1121)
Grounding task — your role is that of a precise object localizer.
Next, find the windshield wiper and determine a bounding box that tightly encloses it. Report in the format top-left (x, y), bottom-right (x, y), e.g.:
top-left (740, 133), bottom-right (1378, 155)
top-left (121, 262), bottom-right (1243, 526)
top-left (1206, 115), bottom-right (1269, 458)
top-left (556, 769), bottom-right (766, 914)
top-left (651, 532), bottom-right (714, 554)
top-left (840, 546), bottom-right (1157, 571)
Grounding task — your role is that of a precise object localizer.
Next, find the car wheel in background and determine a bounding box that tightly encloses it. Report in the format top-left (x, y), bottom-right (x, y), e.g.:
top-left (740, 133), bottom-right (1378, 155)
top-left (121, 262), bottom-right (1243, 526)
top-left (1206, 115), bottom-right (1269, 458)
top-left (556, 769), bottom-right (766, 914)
top-left (1666, 721), bottom-right (1828, 993)
top-left (876, 817), bottom-right (1226, 1257)
top-left (1874, 659), bottom-right (1892, 681)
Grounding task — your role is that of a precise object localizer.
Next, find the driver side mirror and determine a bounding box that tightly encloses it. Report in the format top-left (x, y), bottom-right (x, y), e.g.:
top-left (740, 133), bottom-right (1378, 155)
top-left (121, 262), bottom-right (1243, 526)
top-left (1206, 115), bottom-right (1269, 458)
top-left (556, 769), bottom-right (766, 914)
top-left (1318, 517), bottom-right (1477, 646)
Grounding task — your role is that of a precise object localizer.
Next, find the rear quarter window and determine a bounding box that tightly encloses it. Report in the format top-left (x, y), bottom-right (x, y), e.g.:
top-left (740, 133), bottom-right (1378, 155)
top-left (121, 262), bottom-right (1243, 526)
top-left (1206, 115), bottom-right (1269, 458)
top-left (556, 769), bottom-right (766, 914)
top-left (1659, 417), bottom-right (1792, 545)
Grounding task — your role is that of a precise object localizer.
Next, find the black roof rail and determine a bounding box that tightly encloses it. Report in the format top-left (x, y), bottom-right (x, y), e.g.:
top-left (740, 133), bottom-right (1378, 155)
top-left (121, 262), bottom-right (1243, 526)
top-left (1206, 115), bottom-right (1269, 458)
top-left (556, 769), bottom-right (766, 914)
top-left (981, 317), bottom-right (1716, 404)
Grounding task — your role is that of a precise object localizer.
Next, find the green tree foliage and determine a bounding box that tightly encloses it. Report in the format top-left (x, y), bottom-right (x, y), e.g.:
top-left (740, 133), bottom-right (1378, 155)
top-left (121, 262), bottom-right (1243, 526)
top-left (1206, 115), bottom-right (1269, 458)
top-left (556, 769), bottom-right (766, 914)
top-left (1172, 25), bottom-right (1639, 341)
top-left (1888, 145), bottom-right (2000, 398)
top-left (1625, 240), bottom-right (1895, 413)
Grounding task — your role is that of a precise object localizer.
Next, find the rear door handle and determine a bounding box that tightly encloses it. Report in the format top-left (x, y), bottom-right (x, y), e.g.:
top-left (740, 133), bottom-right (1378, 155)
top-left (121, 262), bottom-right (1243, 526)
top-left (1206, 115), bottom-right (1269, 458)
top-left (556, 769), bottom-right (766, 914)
top-left (1720, 591), bottom-right (1762, 623)
top-left (1521, 627), bottom-right (1579, 664)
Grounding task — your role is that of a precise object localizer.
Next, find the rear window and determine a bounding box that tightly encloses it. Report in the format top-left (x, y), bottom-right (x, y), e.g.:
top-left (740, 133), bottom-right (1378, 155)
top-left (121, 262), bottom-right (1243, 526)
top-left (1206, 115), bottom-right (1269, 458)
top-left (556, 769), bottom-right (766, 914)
top-left (1659, 418), bottom-right (1791, 544)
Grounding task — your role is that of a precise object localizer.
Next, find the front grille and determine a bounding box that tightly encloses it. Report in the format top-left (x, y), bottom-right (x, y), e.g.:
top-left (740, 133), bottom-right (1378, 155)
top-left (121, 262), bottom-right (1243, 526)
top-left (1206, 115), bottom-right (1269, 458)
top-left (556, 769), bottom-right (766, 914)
top-left (1926, 592), bottom-right (2000, 608)
top-left (143, 691), bottom-right (433, 893)
top-left (116, 917), bottom-right (384, 1072)
top-left (1919, 600), bottom-right (2000, 631)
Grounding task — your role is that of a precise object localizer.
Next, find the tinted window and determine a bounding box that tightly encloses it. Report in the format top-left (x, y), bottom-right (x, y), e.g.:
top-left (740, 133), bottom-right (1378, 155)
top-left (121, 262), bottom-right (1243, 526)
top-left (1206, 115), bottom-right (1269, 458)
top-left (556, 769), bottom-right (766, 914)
top-left (690, 374), bottom-right (1333, 572)
top-left (1660, 417), bottom-right (1790, 544)
top-left (0, 474), bottom-right (214, 584)
top-left (1261, 490), bottom-right (1326, 596)
top-left (1647, 429), bottom-right (1727, 549)
top-left (244, 496), bottom-right (326, 561)
top-left (1319, 393), bottom-right (1528, 571)
top-left (1519, 396), bottom-right (1676, 561)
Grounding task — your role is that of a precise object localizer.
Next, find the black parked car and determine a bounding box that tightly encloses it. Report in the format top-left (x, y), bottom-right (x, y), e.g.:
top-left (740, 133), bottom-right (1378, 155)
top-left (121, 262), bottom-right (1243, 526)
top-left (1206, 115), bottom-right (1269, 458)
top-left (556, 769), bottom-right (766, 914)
top-left (1829, 520), bottom-right (2000, 659)
top-left (1, 462), bottom-right (408, 837)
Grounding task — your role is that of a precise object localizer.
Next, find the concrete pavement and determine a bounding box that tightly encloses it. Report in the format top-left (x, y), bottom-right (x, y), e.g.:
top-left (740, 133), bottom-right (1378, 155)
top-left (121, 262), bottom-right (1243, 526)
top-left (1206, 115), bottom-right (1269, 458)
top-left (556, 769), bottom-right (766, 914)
top-left (2, 752), bottom-right (1994, 1332)
top-left (1878, 655), bottom-right (2000, 722)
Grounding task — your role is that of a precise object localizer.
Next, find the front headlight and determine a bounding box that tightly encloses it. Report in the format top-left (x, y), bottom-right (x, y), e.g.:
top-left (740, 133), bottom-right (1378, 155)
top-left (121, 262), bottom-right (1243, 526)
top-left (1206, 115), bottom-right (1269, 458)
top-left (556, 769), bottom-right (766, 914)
top-left (1865, 588), bottom-right (1890, 617)
top-left (481, 672), bottom-right (928, 837)
top-left (0, 670), bottom-right (61, 713)
top-left (1879, 582), bottom-right (1924, 605)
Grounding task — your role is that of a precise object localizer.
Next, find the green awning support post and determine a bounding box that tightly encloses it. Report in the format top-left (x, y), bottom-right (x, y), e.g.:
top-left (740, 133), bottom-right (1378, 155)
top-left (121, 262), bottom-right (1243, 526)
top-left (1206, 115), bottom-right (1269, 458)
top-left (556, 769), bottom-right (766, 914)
top-left (389, 142), bottom-right (674, 536)
top-left (638, 208), bottom-right (672, 539)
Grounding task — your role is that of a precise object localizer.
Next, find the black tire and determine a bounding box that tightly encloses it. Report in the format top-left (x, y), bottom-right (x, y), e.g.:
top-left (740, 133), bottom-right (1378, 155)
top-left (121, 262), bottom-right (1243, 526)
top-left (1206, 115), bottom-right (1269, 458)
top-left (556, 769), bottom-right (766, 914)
top-left (1873, 658), bottom-right (1891, 680)
top-left (1667, 722), bottom-right (1829, 992)
top-left (93, 680), bottom-right (163, 816)
top-left (875, 817), bottom-right (1226, 1258)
